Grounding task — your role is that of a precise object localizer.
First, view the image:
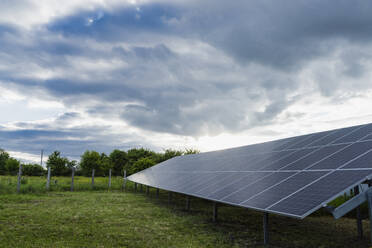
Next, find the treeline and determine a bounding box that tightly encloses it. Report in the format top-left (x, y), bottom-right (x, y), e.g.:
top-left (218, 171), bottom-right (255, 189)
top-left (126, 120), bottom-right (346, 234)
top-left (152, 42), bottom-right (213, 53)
top-left (0, 148), bottom-right (199, 176)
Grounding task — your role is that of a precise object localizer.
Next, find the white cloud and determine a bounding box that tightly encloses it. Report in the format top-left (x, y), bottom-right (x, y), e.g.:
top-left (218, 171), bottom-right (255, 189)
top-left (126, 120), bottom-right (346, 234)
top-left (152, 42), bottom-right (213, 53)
top-left (2, 0), bottom-right (372, 162)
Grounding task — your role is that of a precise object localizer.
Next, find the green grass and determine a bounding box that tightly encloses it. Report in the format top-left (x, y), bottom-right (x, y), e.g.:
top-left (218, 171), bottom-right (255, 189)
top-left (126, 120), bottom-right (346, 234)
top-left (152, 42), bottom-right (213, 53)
top-left (0, 175), bottom-right (124, 194)
top-left (0, 182), bottom-right (371, 248)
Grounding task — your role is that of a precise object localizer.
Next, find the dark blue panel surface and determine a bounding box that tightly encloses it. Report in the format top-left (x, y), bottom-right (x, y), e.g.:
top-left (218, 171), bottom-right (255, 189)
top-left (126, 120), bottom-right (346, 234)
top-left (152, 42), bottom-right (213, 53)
top-left (342, 150), bottom-right (372, 169)
top-left (222, 172), bottom-right (295, 204)
top-left (269, 170), bottom-right (372, 217)
top-left (180, 173), bottom-right (222, 193)
top-left (286, 132), bottom-right (328, 149)
top-left (332, 124), bottom-right (372, 144)
top-left (309, 141), bottom-right (372, 170)
top-left (248, 151), bottom-right (294, 170)
top-left (310, 126), bottom-right (359, 146)
top-left (282, 144), bottom-right (347, 171)
top-left (195, 173), bottom-right (242, 196)
top-left (261, 148), bottom-right (316, 171)
top-left (208, 172), bottom-right (270, 200)
top-left (241, 171), bottom-right (327, 209)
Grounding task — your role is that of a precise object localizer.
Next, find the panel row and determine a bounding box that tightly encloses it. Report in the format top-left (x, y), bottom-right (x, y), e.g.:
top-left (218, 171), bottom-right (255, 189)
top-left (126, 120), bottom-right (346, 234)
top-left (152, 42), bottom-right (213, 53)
top-left (128, 169), bottom-right (372, 218)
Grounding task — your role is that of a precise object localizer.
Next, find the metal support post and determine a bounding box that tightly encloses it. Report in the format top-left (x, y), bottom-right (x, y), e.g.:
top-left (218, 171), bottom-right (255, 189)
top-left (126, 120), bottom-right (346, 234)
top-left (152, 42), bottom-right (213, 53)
top-left (134, 183), bottom-right (137, 192)
top-left (168, 192), bottom-right (173, 204)
top-left (213, 202), bottom-right (218, 222)
top-left (263, 212), bottom-right (269, 246)
top-left (354, 186), bottom-right (363, 239)
top-left (140, 184), bottom-right (143, 192)
top-left (146, 185), bottom-right (150, 195)
top-left (156, 188), bottom-right (159, 198)
top-left (186, 195), bottom-right (190, 211)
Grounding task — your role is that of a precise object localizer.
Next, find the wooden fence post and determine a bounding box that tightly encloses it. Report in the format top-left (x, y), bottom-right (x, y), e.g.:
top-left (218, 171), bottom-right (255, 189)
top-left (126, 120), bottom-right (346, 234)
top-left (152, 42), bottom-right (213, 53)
top-left (17, 164), bottom-right (22, 193)
top-left (122, 170), bottom-right (127, 191)
top-left (91, 169), bottom-right (95, 189)
top-left (108, 168), bottom-right (112, 189)
top-left (71, 167), bottom-right (75, 192)
top-left (46, 166), bottom-right (51, 190)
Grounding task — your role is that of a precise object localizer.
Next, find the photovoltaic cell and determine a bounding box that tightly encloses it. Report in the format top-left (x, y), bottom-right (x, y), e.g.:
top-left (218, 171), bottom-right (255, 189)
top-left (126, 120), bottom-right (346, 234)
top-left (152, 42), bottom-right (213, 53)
top-left (310, 126), bottom-right (359, 146)
top-left (241, 171), bottom-right (327, 209)
top-left (127, 122), bottom-right (372, 219)
top-left (208, 172), bottom-right (270, 200)
top-left (331, 124), bottom-right (372, 144)
top-left (260, 148), bottom-right (316, 171)
top-left (221, 172), bottom-right (294, 204)
top-left (280, 144), bottom-right (347, 171)
top-left (269, 170), bottom-right (372, 217)
top-left (308, 141), bottom-right (372, 170)
top-left (343, 150), bottom-right (372, 169)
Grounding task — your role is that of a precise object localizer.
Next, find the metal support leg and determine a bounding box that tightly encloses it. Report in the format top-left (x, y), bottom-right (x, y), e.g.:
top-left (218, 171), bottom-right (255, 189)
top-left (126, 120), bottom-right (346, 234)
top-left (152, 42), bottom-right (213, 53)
top-left (213, 202), bottom-right (218, 222)
top-left (263, 213), bottom-right (269, 246)
top-left (168, 192), bottom-right (173, 204)
top-left (354, 186), bottom-right (363, 239)
top-left (140, 184), bottom-right (143, 193)
top-left (156, 188), bottom-right (159, 198)
top-left (146, 186), bottom-right (150, 196)
top-left (186, 196), bottom-right (190, 211)
top-left (134, 183), bottom-right (137, 192)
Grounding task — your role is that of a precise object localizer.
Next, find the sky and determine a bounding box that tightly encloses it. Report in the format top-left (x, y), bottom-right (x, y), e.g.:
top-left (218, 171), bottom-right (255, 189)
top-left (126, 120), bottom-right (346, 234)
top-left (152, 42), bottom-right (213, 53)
top-left (1, 0), bottom-right (372, 164)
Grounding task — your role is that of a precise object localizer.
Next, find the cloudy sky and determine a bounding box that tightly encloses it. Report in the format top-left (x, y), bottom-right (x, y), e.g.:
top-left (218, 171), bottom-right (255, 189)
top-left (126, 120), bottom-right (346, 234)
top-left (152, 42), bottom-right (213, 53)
top-left (1, 0), bottom-right (372, 163)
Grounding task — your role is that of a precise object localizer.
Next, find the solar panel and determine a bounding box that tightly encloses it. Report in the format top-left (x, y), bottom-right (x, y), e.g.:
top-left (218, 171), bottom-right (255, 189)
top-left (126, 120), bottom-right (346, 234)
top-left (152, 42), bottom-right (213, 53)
top-left (127, 123), bottom-right (372, 219)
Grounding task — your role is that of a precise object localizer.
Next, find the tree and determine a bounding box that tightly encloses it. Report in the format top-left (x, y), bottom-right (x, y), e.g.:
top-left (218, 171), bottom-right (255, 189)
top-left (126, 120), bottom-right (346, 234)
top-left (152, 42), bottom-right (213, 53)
top-left (130, 157), bottom-right (156, 175)
top-left (99, 153), bottom-right (112, 176)
top-left (184, 148), bottom-right (200, 155)
top-left (126, 148), bottom-right (157, 166)
top-left (22, 163), bottom-right (46, 176)
top-left (109, 149), bottom-right (128, 176)
top-left (5, 158), bottom-right (20, 175)
top-left (46, 151), bottom-right (70, 176)
top-left (80, 150), bottom-right (101, 176)
top-left (0, 149), bottom-right (10, 175)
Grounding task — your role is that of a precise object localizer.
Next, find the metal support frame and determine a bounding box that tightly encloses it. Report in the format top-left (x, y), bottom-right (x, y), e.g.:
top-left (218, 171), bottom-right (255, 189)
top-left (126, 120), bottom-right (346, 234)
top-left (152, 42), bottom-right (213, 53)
top-left (146, 186), bottom-right (150, 195)
top-left (134, 183), bottom-right (137, 192)
top-left (140, 184), bottom-right (143, 192)
top-left (185, 195), bottom-right (190, 211)
top-left (326, 186), bottom-right (372, 243)
top-left (328, 187), bottom-right (372, 219)
top-left (213, 202), bottom-right (218, 222)
top-left (263, 213), bottom-right (269, 246)
top-left (168, 192), bottom-right (173, 204)
top-left (156, 188), bottom-right (159, 198)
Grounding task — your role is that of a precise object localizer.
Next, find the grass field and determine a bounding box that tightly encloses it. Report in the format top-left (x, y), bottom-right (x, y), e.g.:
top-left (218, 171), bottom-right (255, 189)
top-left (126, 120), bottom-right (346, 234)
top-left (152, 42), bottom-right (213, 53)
top-left (0, 175), bottom-right (124, 194)
top-left (0, 176), bottom-right (371, 248)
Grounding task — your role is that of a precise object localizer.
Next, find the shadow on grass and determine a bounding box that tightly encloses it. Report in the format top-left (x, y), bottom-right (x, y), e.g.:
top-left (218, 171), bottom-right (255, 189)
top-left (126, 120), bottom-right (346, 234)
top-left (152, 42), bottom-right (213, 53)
top-left (130, 187), bottom-right (370, 248)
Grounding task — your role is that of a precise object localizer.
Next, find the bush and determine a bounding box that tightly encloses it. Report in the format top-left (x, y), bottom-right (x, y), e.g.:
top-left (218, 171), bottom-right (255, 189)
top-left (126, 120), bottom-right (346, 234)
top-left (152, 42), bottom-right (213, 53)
top-left (130, 157), bottom-right (156, 175)
top-left (22, 164), bottom-right (46, 176)
top-left (5, 158), bottom-right (20, 175)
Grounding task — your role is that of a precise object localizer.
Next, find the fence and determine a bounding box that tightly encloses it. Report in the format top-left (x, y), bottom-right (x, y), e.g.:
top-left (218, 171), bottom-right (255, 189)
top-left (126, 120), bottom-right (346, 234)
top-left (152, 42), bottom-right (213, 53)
top-left (0, 166), bottom-right (127, 194)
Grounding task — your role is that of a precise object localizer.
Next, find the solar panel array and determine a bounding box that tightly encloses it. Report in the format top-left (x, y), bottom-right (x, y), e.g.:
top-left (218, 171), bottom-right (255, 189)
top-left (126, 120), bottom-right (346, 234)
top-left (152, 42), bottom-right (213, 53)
top-left (127, 123), bottom-right (372, 219)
